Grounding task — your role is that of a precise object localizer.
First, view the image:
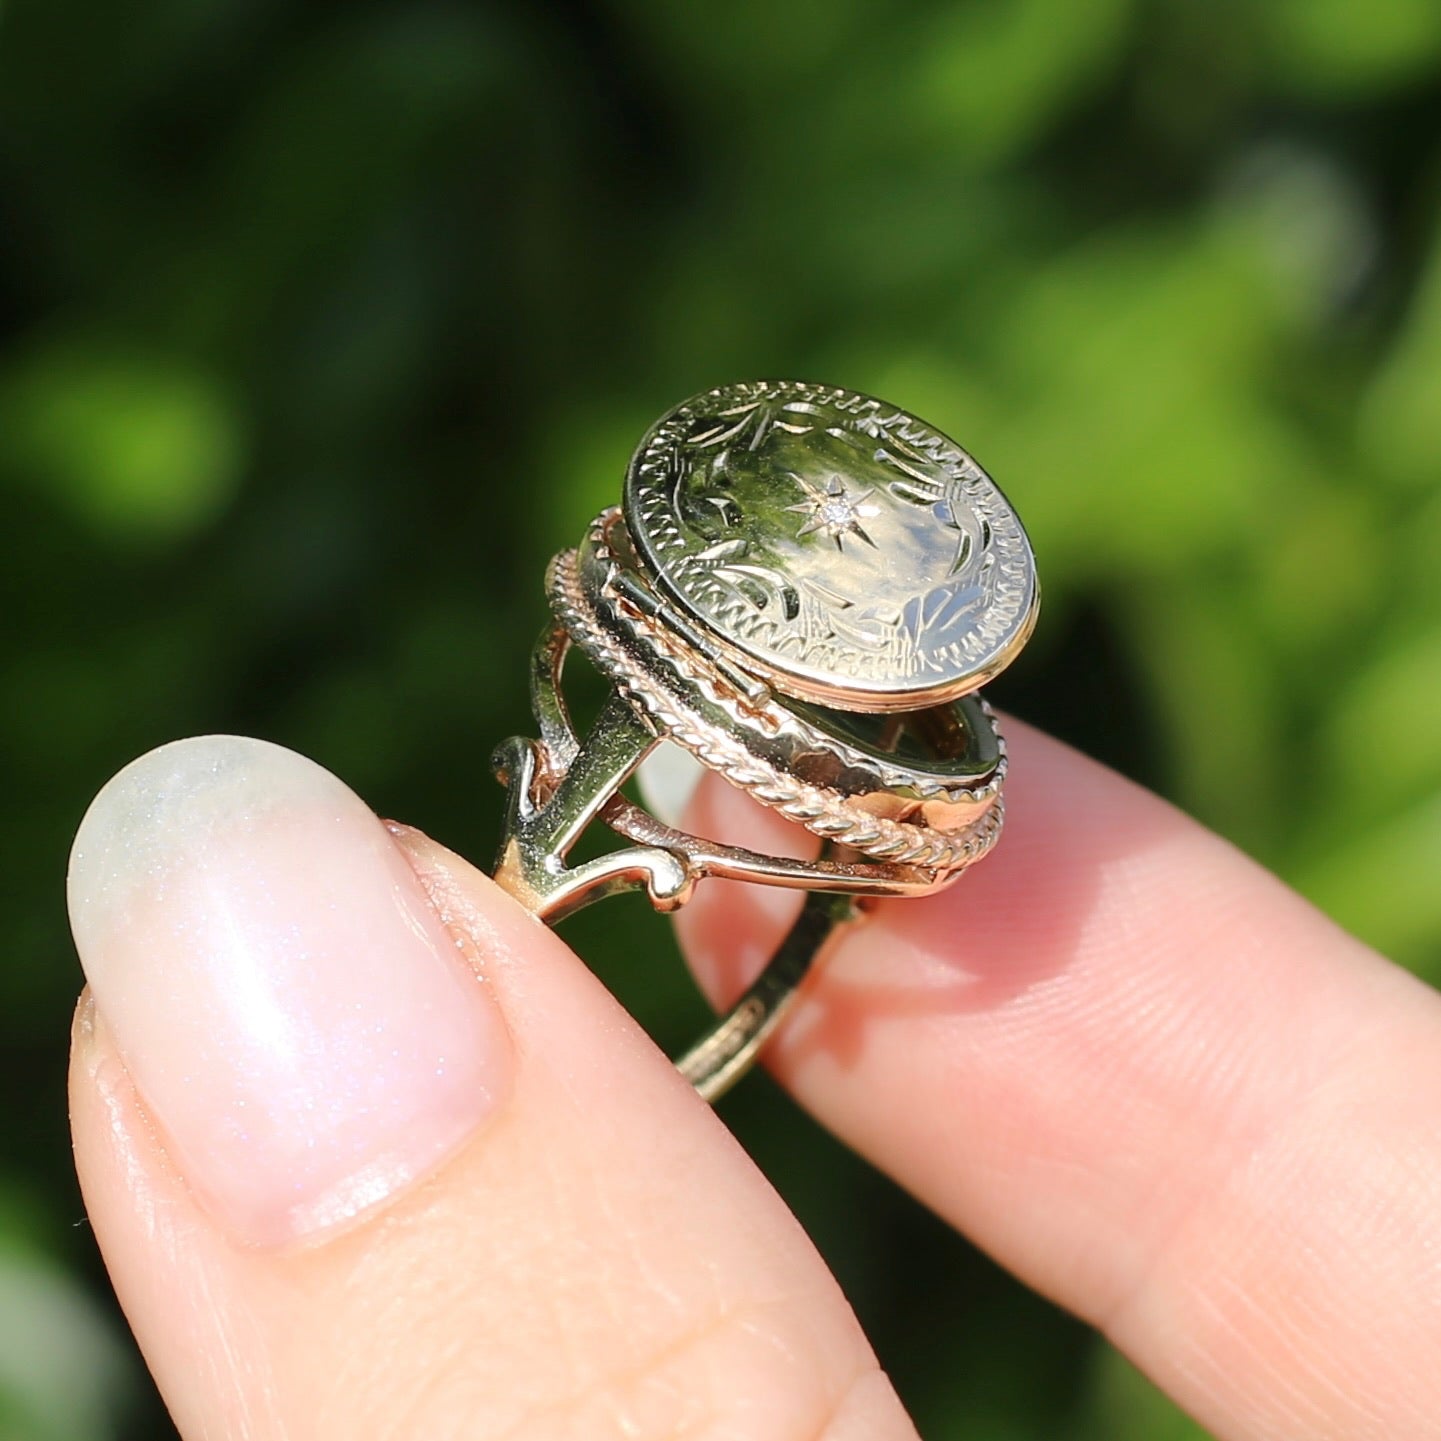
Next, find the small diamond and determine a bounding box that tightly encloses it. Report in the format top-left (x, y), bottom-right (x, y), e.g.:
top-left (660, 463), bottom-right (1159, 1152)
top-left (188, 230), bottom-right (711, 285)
top-left (786, 474), bottom-right (882, 551)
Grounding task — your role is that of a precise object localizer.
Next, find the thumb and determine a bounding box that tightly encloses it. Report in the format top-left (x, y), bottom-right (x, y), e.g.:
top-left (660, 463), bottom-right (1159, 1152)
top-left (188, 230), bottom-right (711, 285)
top-left (67, 736), bottom-right (909, 1439)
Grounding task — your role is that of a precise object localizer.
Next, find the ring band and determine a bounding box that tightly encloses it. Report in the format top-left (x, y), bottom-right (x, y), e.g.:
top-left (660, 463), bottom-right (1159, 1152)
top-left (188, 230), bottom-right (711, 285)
top-left (490, 380), bottom-right (1038, 1101)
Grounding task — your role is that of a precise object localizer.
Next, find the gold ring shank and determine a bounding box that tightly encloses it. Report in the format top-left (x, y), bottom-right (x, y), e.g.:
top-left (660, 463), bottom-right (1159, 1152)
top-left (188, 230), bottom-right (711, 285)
top-left (490, 615), bottom-right (1002, 1101)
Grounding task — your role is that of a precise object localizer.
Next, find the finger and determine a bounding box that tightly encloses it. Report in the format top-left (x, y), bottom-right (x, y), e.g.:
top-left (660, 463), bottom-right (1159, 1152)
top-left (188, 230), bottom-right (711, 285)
top-left (68, 736), bottom-right (913, 1440)
top-left (675, 719), bottom-right (1441, 1440)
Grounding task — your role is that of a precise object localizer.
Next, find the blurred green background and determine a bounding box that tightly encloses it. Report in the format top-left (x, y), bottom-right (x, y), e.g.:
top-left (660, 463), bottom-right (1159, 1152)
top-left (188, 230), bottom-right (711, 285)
top-left (2, 0), bottom-right (1439, 1435)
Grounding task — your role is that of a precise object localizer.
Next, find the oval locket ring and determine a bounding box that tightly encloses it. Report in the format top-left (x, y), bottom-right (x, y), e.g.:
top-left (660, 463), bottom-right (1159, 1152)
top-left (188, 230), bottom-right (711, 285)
top-left (490, 380), bottom-right (1039, 1102)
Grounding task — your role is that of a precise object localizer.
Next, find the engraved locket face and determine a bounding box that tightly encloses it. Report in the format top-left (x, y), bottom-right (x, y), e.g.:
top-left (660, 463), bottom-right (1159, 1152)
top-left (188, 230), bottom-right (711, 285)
top-left (623, 380), bottom-right (1039, 712)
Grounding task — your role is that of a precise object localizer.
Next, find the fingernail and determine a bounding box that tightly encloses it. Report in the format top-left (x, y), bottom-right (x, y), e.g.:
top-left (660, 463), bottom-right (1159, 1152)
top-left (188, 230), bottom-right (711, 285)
top-left (636, 742), bottom-right (706, 829)
top-left (67, 736), bottom-right (509, 1247)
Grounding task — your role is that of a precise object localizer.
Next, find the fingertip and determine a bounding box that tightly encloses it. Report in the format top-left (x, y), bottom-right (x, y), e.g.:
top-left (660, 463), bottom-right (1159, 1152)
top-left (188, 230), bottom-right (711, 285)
top-left (70, 781), bottom-right (900, 1440)
top-left (67, 735), bottom-right (513, 1248)
top-left (671, 717), bottom-right (1441, 1437)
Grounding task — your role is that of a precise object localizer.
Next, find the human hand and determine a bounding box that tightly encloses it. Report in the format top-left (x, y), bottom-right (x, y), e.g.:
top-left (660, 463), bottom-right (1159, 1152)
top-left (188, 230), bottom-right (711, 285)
top-left (66, 722), bottom-right (1441, 1438)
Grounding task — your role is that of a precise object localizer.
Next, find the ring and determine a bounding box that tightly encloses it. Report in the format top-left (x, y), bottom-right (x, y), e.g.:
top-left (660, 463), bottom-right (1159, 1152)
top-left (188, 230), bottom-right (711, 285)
top-left (490, 379), bottom-right (1039, 1101)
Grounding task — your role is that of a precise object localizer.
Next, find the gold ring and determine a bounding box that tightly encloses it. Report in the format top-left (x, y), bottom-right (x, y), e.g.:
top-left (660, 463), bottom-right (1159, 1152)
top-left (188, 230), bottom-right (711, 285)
top-left (490, 379), bottom-right (1039, 1101)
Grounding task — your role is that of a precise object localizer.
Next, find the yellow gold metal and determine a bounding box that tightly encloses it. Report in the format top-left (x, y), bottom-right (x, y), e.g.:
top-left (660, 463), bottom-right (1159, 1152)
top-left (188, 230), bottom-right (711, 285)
top-left (623, 380), bottom-right (1039, 713)
top-left (489, 380), bottom-right (1037, 1102)
top-left (491, 622), bottom-right (967, 921)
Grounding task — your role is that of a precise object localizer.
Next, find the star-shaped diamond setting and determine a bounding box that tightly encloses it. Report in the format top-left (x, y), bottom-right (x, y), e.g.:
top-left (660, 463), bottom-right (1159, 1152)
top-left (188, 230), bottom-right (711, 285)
top-left (785, 474), bottom-right (882, 551)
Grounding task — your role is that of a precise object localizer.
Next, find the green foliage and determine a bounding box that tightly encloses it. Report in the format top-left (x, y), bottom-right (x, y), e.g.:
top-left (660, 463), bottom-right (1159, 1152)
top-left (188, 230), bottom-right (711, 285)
top-left (1, 0), bottom-right (1437, 1435)
top-left (0, 335), bottom-right (240, 545)
top-left (0, 1188), bottom-right (131, 1441)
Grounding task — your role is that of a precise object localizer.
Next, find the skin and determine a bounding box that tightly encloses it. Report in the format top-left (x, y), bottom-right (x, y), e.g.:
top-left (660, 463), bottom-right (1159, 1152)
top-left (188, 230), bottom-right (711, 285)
top-left (69, 721), bottom-right (1441, 1438)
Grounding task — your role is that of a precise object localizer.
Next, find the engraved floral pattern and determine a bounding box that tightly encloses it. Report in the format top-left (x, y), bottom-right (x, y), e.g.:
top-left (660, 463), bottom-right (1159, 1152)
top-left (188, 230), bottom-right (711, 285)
top-left (623, 381), bottom-right (1037, 703)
